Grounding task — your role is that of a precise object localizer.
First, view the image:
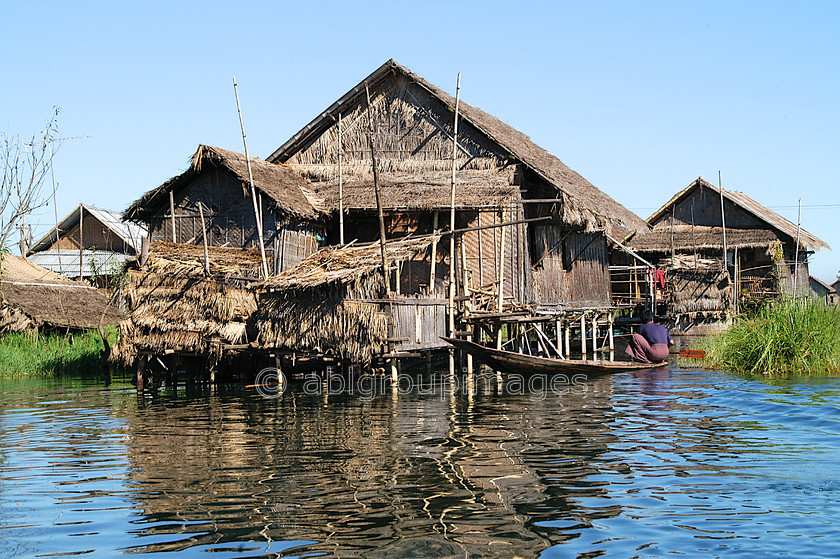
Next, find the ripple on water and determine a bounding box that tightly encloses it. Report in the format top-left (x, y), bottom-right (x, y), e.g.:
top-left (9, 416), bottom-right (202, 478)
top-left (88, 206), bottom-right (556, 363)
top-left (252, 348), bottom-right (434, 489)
top-left (0, 371), bottom-right (839, 557)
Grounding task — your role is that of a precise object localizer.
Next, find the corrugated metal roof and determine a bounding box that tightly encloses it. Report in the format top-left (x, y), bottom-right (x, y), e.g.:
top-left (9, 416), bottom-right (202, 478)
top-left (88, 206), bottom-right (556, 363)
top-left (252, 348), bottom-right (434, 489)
top-left (27, 249), bottom-right (130, 278)
top-left (27, 204), bottom-right (147, 254)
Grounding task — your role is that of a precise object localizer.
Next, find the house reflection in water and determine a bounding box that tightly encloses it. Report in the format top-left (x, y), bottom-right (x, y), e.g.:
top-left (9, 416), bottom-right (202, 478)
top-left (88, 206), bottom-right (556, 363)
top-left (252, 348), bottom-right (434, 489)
top-left (120, 374), bottom-right (622, 556)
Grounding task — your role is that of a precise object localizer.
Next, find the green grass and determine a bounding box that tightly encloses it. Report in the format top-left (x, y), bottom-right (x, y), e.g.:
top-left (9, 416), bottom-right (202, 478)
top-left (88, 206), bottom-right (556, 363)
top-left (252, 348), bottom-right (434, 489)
top-left (699, 299), bottom-right (840, 376)
top-left (0, 328), bottom-right (118, 378)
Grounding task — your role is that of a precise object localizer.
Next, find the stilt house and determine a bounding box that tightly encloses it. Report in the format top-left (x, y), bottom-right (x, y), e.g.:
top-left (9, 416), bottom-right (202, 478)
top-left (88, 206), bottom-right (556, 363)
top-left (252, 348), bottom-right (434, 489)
top-left (26, 204), bottom-right (146, 281)
top-left (124, 145), bottom-right (324, 273)
top-left (623, 177), bottom-right (831, 321)
top-left (257, 59), bottom-right (648, 362)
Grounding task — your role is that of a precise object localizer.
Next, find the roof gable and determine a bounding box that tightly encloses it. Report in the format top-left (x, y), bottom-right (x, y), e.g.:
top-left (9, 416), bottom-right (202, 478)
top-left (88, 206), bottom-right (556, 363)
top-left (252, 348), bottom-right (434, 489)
top-left (27, 203), bottom-right (147, 254)
top-left (647, 177), bottom-right (830, 252)
top-left (267, 59), bottom-right (648, 234)
top-left (125, 145), bottom-right (322, 223)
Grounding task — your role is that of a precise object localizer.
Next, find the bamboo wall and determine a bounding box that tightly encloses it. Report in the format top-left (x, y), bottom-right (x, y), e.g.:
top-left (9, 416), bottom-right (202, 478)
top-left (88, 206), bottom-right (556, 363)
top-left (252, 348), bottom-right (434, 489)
top-left (530, 228), bottom-right (611, 305)
top-left (286, 72), bottom-right (507, 179)
top-left (668, 189), bottom-right (765, 229)
top-left (148, 168), bottom-right (322, 273)
top-left (47, 212), bottom-right (132, 253)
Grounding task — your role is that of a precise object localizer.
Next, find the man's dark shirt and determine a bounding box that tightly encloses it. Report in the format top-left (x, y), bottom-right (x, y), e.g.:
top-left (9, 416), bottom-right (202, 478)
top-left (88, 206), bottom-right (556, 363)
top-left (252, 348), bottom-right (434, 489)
top-left (640, 322), bottom-right (672, 345)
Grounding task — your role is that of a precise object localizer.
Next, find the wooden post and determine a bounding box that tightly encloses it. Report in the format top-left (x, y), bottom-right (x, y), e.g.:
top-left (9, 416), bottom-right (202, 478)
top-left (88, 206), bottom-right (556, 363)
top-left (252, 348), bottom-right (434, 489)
top-left (198, 202), bottom-right (210, 275)
top-left (136, 357), bottom-right (145, 391)
top-left (140, 236), bottom-right (149, 268)
top-left (233, 77), bottom-right (270, 279)
top-left (591, 315), bottom-right (598, 356)
top-left (608, 313), bottom-right (615, 355)
top-left (555, 317), bottom-right (562, 358)
top-left (565, 321), bottom-right (571, 358)
top-left (169, 191), bottom-right (176, 243)
top-left (338, 112), bottom-right (345, 246)
top-left (580, 314), bottom-right (587, 359)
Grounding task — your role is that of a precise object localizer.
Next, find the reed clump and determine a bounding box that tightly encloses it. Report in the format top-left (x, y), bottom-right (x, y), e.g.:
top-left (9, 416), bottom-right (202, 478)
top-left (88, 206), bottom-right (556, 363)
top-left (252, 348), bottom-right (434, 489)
top-left (700, 299), bottom-right (840, 376)
top-left (0, 329), bottom-right (117, 377)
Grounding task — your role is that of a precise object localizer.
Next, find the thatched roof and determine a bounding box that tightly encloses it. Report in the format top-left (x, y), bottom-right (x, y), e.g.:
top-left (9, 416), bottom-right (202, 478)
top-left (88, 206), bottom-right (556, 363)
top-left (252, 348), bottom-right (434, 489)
top-left (627, 225), bottom-right (781, 253)
top-left (0, 253), bottom-right (123, 332)
top-left (124, 145), bottom-right (322, 223)
top-left (267, 59), bottom-right (648, 234)
top-left (258, 235), bottom-right (439, 291)
top-left (648, 177), bottom-right (830, 252)
top-left (112, 242), bottom-right (262, 364)
top-left (305, 169), bottom-right (520, 211)
top-left (140, 241), bottom-right (265, 279)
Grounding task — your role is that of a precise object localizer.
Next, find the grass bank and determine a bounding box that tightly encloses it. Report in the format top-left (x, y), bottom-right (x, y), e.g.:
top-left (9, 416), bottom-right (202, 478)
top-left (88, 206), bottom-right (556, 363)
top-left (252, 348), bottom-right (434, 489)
top-left (699, 299), bottom-right (840, 376)
top-left (0, 328), bottom-right (117, 378)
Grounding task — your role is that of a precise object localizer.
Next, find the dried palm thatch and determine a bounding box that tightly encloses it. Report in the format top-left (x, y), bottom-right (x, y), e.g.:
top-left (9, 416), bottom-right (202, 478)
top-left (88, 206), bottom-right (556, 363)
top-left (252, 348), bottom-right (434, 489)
top-left (648, 177), bottom-right (830, 252)
top-left (111, 243), bottom-right (261, 365)
top-left (0, 253), bottom-right (123, 333)
top-left (255, 236), bottom-right (438, 363)
top-left (124, 145), bottom-right (322, 223)
top-left (268, 59), bottom-right (649, 236)
top-left (628, 226), bottom-right (780, 253)
top-left (659, 255), bottom-right (732, 316)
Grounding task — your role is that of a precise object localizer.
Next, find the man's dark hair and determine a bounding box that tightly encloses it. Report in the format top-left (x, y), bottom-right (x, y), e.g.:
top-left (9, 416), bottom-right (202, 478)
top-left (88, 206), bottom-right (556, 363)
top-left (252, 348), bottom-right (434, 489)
top-left (641, 310), bottom-right (655, 323)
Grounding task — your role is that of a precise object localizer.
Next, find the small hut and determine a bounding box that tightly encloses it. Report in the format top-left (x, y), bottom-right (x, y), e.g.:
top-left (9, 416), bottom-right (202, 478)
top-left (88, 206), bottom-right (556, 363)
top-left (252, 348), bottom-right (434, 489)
top-left (124, 145), bottom-right (325, 273)
top-left (809, 276), bottom-right (838, 304)
top-left (0, 253), bottom-right (123, 334)
top-left (254, 236), bottom-right (441, 364)
top-left (112, 242), bottom-right (262, 373)
top-left (26, 204), bottom-right (147, 282)
top-left (623, 177), bottom-right (831, 322)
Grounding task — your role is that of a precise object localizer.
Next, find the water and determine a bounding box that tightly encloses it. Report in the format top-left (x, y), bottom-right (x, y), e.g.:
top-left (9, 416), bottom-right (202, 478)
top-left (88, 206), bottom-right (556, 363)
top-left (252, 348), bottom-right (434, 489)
top-left (0, 368), bottom-right (838, 558)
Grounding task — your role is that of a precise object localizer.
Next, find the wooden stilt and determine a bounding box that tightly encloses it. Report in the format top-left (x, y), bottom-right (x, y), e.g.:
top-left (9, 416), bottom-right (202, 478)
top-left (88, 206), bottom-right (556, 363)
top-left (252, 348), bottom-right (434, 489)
top-left (580, 314), bottom-right (587, 359)
top-left (591, 315), bottom-right (598, 356)
top-left (555, 318), bottom-right (562, 358)
top-left (608, 313), bottom-right (615, 360)
top-left (564, 320), bottom-right (571, 358)
top-left (136, 357), bottom-right (145, 391)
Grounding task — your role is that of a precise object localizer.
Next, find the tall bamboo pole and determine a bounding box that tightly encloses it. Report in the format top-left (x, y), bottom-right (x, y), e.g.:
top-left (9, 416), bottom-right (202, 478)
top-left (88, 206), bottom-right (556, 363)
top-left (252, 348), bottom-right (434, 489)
top-left (169, 191), bottom-right (176, 243)
top-left (719, 171), bottom-right (728, 271)
top-left (233, 77), bottom-right (269, 279)
top-left (364, 83), bottom-right (397, 381)
top-left (448, 72), bottom-right (461, 373)
top-left (429, 211), bottom-right (439, 294)
top-left (198, 202), bottom-right (210, 275)
top-left (364, 83), bottom-right (391, 296)
top-left (78, 205), bottom-right (84, 279)
top-left (338, 112), bottom-right (345, 246)
top-left (793, 198), bottom-right (802, 298)
top-left (495, 209), bottom-right (506, 351)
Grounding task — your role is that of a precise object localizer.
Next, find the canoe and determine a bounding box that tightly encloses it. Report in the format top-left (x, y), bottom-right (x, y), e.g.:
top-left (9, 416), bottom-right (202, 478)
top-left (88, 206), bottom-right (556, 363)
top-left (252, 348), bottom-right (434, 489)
top-left (442, 337), bottom-right (667, 376)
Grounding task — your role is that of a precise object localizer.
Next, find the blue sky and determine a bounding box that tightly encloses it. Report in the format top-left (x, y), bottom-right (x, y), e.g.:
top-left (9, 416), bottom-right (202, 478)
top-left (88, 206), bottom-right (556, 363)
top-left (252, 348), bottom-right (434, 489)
top-left (3, 0), bottom-right (838, 281)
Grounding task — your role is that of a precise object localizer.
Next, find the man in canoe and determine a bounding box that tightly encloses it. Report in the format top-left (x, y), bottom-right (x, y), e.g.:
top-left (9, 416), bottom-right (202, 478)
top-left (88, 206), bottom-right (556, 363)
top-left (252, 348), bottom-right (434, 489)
top-left (626, 311), bottom-right (673, 363)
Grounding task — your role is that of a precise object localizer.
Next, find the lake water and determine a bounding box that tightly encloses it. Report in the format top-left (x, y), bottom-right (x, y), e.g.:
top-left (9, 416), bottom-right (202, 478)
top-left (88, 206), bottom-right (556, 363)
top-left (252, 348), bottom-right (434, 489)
top-left (0, 366), bottom-right (838, 558)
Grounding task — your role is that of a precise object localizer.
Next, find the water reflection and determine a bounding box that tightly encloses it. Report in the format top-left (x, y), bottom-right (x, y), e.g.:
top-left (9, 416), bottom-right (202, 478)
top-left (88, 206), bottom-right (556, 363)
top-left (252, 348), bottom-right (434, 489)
top-left (118, 374), bottom-right (620, 557)
top-left (1, 370), bottom-right (839, 557)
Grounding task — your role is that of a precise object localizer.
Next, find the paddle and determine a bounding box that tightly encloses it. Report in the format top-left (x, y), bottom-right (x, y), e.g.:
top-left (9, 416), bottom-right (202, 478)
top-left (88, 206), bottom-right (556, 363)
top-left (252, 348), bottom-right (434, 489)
top-left (671, 349), bottom-right (706, 358)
